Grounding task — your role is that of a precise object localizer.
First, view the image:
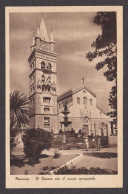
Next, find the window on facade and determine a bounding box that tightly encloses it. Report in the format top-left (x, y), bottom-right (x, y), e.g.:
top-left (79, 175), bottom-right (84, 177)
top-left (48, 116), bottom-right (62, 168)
top-left (48, 87), bottom-right (50, 92)
top-left (31, 97), bottom-right (34, 105)
top-left (43, 97), bottom-right (51, 103)
top-left (83, 97), bottom-right (87, 105)
top-left (77, 97), bottom-right (80, 104)
top-left (90, 99), bottom-right (92, 106)
top-left (42, 85), bottom-right (45, 91)
top-left (42, 75), bottom-right (45, 82)
top-left (44, 107), bottom-right (50, 112)
top-left (47, 76), bottom-right (51, 83)
top-left (44, 117), bottom-right (50, 127)
top-left (47, 63), bottom-right (51, 69)
top-left (41, 61), bottom-right (45, 69)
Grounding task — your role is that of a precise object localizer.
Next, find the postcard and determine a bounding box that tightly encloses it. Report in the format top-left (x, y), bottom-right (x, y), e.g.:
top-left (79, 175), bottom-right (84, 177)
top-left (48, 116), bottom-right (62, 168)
top-left (6, 6), bottom-right (123, 188)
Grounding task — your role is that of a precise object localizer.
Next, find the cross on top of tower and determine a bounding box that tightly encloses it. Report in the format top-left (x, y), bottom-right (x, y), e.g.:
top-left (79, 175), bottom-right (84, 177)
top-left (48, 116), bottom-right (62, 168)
top-left (82, 77), bottom-right (85, 84)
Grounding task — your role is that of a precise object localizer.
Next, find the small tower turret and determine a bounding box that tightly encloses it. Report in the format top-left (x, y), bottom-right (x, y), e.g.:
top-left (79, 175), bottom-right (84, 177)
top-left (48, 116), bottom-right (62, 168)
top-left (31, 32), bottom-right (35, 52)
top-left (35, 23), bottom-right (41, 48)
top-left (50, 28), bottom-right (55, 52)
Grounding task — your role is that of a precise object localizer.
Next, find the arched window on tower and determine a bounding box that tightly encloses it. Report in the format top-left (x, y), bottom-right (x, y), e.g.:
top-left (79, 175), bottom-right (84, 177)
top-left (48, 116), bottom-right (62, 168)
top-left (48, 86), bottom-right (50, 92)
top-left (42, 75), bottom-right (45, 82)
top-left (83, 97), bottom-right (87, 105)
top-left (42, 85), bottom-right (45, 91)
top-left (47, 76), bottom-right (51, 83)
top-left (47, 62), bottom-right (51, 69)
top-left (77, 97), bottom-right (80, 104)
top-left (41, 61), bottom-right (45, 69)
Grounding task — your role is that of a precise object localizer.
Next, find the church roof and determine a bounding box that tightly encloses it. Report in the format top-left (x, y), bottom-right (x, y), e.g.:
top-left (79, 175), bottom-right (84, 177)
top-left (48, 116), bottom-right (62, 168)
top-left (57, 84), bottom-right (108, 116)
top-left (57, 83), bottom-right (96, 101)
top-left (96, 105), bottom-right (108, 116)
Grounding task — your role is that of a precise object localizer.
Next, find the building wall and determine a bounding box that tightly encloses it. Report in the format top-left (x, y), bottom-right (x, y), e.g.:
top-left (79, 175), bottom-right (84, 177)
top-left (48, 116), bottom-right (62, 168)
top-left (33, 114), bottom-right (57, 132)
top-left (58, 87), bottom-right (111, 135)
top-left (29, 42), bottom-right (58, 132)
top-left (29, 115), bottom-right (35, 128)
top-left (58, 116), bottom-right (110, 135)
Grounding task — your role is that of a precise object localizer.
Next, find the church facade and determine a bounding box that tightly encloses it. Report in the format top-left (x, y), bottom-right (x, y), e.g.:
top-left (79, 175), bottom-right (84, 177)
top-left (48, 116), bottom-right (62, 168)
top-left (28, 15), bottom-right (112, 136)
top-left (57, 85), bottom-right (111, 136)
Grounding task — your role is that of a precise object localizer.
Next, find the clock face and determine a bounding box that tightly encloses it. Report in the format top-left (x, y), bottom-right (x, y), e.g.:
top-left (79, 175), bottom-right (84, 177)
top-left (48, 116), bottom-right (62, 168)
top-left (41, 42), bottom-right (49, 51)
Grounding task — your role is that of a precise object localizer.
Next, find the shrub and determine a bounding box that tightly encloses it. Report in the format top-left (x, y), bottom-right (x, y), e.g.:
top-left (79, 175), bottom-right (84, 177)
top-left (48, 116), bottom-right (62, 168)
top-left (53, 149), bottom-right (61, 158)
top-left (23, 128), bottom-right (53, 165)
top-left (54, 166), bottom-right (117, 174)
top-left (10, 127), bottom-right (20, 156)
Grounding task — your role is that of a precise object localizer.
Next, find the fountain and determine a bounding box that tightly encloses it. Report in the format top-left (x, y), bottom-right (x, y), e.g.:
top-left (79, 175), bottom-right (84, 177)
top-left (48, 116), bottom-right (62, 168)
top-left (60, 101), bottom-right (72, 130)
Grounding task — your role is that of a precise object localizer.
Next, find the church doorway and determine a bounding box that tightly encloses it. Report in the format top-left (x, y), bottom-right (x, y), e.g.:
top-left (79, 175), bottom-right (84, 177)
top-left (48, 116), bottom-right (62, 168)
top-left (82, 117), bottom-right (89, 135)
top-left (82, 125), bottom-right (89, 136)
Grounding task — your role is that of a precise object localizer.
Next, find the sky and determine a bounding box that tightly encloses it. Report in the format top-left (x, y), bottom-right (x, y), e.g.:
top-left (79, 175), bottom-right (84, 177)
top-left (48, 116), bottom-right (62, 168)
top-left (10, 12), bottom-right (114, 113)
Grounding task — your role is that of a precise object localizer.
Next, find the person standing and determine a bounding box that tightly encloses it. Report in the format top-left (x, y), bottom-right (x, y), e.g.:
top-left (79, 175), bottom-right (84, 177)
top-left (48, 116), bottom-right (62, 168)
top-left (84, 136), bottom-right (89, 151)
top-left (97, 136), bottom-right (101, 151)
top-left (91, 137), bottom-right (95, 149)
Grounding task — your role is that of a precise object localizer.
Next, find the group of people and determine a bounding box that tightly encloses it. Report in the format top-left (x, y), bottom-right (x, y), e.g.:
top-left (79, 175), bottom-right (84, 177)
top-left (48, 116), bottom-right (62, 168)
top-left (84, 135), bottom-right (101, 151)
top-left (61, 130), bottom-right (101, 151)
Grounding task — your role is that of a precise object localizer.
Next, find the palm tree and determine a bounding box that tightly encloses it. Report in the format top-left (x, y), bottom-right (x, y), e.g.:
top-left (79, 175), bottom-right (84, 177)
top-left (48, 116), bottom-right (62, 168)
top-left (10, 91), bottom-right (29, 153)
top-left (10, 91), bottom-right (29, 129)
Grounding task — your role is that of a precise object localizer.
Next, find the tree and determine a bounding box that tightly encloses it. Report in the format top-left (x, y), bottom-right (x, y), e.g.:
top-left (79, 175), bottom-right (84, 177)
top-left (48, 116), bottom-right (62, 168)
top-left (10, 91), bottom-right (29, 154)
top-left (23, 128), bottom-right (53, 165)
top-left (86, 12), bottom-right (117, 121)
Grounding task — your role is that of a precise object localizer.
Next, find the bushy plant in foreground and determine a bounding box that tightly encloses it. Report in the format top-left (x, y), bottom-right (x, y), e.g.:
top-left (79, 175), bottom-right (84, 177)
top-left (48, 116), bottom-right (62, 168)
top-left (23, 128), bottom-right (53, 165)
top-left (53, 149), bottom-right (61, 158)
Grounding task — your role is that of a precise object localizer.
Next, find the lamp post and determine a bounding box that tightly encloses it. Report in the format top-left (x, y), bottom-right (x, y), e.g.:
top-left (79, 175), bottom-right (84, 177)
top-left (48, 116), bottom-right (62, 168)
top-left (94, 122), bottom-right (96, 137)
top-left (106, 124), bottom-right (109, 145)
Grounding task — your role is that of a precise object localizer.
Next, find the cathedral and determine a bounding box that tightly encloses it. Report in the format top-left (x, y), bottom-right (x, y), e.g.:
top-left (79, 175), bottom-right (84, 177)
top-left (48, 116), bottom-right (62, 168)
top-left (28, 15), bottom-right (112, 137)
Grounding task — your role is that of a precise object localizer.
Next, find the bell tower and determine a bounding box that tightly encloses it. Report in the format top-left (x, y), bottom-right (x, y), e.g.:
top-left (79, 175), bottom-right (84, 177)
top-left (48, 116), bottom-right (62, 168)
top-left (28, 15), bottom-right (58, 132)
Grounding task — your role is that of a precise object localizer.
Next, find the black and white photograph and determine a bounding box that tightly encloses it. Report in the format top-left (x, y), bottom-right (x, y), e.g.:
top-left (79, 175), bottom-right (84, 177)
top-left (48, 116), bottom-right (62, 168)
top-left (6, 6), bottom-right (123, 188)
